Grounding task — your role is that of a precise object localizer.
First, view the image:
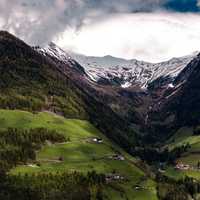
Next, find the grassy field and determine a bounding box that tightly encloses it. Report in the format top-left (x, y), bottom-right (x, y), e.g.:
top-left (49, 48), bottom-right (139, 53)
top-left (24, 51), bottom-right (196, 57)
top-left (164, 166), bottom-right (200, 180)
top-left (166, 127), bottom-right (198, 149)
top-left (0, 109), bottom-right (158, 200)
top-left (165, 127), bottom-right (200, 180)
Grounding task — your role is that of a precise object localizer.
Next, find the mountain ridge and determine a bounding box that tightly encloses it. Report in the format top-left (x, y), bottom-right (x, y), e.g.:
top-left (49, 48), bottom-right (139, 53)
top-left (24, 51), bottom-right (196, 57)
top-left (39, 43), bottom-right (198, 89)
top-left (0, 30), bottom-right (136, 153)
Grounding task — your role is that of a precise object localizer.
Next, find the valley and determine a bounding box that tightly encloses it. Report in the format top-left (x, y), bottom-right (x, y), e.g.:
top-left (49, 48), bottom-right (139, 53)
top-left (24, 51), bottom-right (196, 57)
top-left (1, 31), bottom-right (200, 199)
top-left (0, 109), bottom-right (157, 200)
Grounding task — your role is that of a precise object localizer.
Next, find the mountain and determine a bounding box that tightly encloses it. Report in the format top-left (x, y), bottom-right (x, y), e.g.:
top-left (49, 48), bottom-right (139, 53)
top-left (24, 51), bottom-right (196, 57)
top-left (38, 43), bottom-right (197, 89)
top-left (79, 45), bottom-right (200, 197)
top-left (73, 53), bottom-right (197, 89)
top-left (0, 31), bottom-right (136, 152)
top-left (2, 31), bottom-right (200, 200)
top-left (37, 43), bottom-right (200, 131)
top-left (144, 52), bottom-right (200, 142)
top-left (0, 109), bottom-right (158, 200)
top-left (0, 31), bottom-right (158, 200)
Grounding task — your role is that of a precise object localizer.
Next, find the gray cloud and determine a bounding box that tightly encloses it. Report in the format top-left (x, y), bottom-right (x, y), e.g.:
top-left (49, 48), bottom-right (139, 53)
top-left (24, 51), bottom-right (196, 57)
top-left (0, 0), bottom-right (89, 44)
top-left (0, 0), bottom-right (168, 45)
top-left (0, 0), bottom-right (199, 46)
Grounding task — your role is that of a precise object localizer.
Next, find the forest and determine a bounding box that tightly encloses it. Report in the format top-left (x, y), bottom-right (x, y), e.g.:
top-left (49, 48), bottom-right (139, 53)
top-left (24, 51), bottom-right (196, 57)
top-left (0, 127), bottom-right (106, 200)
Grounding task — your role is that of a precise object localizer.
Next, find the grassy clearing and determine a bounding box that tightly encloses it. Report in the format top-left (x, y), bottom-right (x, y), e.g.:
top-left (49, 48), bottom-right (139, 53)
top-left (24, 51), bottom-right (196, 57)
top-left (166, 127), bottom-right (200, 162)
top-left (103, 179), bottom-right (157, 200)
top-left (178, 154), bottom-right (200, 166)
top-left (165, 126), bottom-right (200, 180)
top-left (164, 166), bottom-right (200, 180)
top-left (167, 127), bottom-right (197, 149)
top-left (0, 109), bottom-right (158, 200)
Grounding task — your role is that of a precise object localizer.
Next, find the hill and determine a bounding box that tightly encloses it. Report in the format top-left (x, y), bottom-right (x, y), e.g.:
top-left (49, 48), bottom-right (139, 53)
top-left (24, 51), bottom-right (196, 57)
top-left (0, 30), bottom-right (136, 154)
top-left (162, 126), bottom-right (200, 181)
top-left (0, 109), bottom-right (158, 200)
top-left (0, 31), bottom-right (158, 199)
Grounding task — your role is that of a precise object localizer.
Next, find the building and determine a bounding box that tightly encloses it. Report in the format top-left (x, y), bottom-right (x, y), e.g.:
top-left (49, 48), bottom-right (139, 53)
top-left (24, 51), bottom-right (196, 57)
top-left (91, 137), bottom-right (103, 143)
top-left (175, 162), bottom-right (190, 170)
top-left (111, 154), bottom-right (125, 161)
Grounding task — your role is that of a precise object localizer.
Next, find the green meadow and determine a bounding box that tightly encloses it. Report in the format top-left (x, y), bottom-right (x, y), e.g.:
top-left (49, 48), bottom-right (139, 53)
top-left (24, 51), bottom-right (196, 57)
top-left (0, 109), bottom-right (158, 200)
top-left (165, 126), bottom-right (200, 180)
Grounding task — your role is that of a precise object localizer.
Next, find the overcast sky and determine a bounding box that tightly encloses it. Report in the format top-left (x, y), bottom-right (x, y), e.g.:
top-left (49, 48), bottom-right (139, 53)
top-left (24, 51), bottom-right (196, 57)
top-left (1, 0), bottom-right (200, 62)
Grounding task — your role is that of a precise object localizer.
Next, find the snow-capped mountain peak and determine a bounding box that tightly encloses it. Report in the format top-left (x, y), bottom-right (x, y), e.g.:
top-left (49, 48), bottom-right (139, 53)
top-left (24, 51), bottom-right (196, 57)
top-left (35, 43), bottom-right (198, 89)
top-left (36, 42), bottom-right (72, 62)
top-left (71, 52), bottom-right (197, 89)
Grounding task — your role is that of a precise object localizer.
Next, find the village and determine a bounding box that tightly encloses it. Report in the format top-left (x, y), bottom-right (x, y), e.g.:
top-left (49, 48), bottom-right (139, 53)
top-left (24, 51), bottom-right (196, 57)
top-left (174, 161), bottom-right (200, 172)
top-left (175, 162), bottom-right (190, 170)
top-left (105, 173), bottom-right (125, 183)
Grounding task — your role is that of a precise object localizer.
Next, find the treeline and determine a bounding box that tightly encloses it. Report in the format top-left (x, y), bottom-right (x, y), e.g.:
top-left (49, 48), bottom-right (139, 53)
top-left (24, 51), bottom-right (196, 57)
top-left (157, 173), bottom-right (200, 200)
top-left (0, 128), bottom-right (66, 173)
top-left (0, 31), bottom-right (139, 168)
top-left (193, 126), bottom-right (200, 135)
top-left (0, 94), bottom-right (44, 111)
top-left (0, 91), bottom-right (87, 119)
top-left (131, 143), bottom-right (191, 164)
top-left (0, 127), bottom-right (107, 200)
top-left (0, 171), bottom-right (106, 200)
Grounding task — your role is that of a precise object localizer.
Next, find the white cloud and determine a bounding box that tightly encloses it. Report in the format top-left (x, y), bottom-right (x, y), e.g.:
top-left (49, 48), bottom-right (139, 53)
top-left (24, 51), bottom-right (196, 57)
top-left (0, 0), bottom-right (164, 45)
top-left (1, 1), bottom-right (200, 62)
top-left (56, 12), bottom-right (200, 62)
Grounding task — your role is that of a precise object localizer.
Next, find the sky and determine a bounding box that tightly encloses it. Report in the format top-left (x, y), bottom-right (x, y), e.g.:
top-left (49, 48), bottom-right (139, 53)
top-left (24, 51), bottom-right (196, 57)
top-left (1, 0), bottom-right (200, 62)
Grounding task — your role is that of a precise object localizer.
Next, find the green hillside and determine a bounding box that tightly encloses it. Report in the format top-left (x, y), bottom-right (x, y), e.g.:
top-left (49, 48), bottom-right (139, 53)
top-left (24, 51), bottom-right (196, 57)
top-left (0, 109), bottom-right (157, 200)
top-left (0, 31), bottom-right (136, 161)
top-left (164, 127), bottom-right (200, 180)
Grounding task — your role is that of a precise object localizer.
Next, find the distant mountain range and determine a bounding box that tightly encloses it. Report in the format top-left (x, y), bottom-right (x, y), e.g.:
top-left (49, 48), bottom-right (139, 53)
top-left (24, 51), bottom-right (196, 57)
top-left (37, 42), bottom-right (198, 90)
top-left (35, 42), bottom-right (200, 142)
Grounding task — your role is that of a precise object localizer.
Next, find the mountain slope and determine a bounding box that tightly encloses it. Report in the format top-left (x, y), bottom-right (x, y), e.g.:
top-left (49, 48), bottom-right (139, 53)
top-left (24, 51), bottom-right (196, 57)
top-left (0, 31), bottom-right (136, 153)
top-left (37, 42), bottom-right (200, 144)
top-left (37, 43), bottom-right (200, 131)
top-left (39, 43), bottom-right (197, 88)
top-left (39, 43), bottom-right (196, 89)
top-left (0, 31), bottom-right (87, 118)
top-left (70, 50), bottom-right (196, 89)
top-left (145, 52), bottom-right (200, 143)
top-left (2, 31), bottom-right (200, 199)
top-left (0, 109), bottom-right (157, 200)
top-left (0, 31), bottom-right (160, 200)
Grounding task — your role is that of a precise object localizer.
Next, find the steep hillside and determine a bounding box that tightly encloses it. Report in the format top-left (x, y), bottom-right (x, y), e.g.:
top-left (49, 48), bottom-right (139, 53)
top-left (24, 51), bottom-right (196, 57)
top-left (40, 43), bottom-right (196, 89)
top-left (0, 31), bottom-right (87, 118)
top-left (36, 42), bottom-right (148, 128)
top-left (146, 53), bottom-right (200, 142)
top-left (38, 42), bottom-right (200, 143)
top-left (175, 54), bottom-right (200, 126)
top-left (0, 31), bottom-right (136, 153)
top-left (0, 32), bottom-right (159, 199)
top-left (0, 109), bottom-right (158, 200)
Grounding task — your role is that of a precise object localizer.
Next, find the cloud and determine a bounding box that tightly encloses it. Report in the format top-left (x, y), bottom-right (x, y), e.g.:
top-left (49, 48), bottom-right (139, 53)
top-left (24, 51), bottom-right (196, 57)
top-left (56, 12), bottom-right (200, 62)
top-left (0, 0), bottom-right (92, 45)
top-left (0, 0), bottom-right (200, 62)
top-left (0, 0), bottom-right (199, 45)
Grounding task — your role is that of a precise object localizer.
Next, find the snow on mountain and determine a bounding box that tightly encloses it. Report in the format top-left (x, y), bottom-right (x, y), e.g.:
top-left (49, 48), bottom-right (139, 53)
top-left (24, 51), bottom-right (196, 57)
top-left (36, 43), bottom-right (198, 89)
top-left (72, 53), bottom-right (197, 89)
top-left (34, 42), bottom-right (77, 68)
